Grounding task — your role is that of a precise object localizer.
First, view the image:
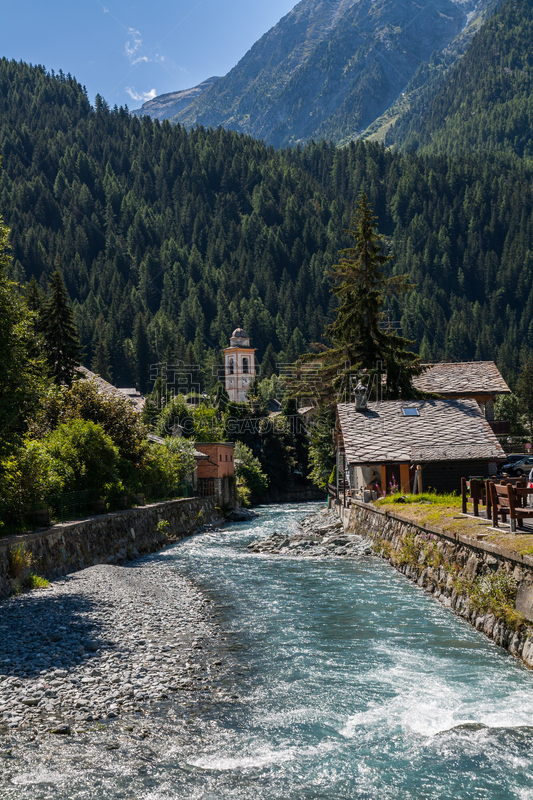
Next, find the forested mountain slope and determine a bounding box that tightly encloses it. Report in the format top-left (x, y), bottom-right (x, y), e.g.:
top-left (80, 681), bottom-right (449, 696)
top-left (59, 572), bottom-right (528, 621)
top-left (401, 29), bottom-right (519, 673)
top-left (385, 0), bottom-right (533, 157)
top-left (173, 0), bottom-right (490, 148)
top-left (1, 58), bottom-right (533, 391)
top-left (362, 0), bottom-right (500, 143)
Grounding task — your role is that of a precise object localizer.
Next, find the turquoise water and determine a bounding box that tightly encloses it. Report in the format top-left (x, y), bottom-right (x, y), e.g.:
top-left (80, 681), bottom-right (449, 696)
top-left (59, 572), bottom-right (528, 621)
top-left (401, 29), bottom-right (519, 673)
top-left (7, 502), bottom-right (533, 799)
top-left (175, 503), bottom-right (533, 800)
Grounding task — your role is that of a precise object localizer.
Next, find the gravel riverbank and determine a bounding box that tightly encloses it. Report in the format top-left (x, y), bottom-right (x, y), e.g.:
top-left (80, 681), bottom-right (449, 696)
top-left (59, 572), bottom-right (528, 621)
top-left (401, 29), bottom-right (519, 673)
top-left (0, 538), bottom-right (238, 736)
top-left (247, 507), bottom-right (372, 558)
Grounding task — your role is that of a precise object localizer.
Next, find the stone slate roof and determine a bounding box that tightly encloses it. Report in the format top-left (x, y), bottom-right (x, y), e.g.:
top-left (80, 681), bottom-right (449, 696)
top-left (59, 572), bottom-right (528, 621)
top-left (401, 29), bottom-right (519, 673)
top-left (412, 361), bottom-right (510, 396)
top-left (337, 399), bottom-right (506, 464)
top-left (76, 367), bottom-right (145, 412)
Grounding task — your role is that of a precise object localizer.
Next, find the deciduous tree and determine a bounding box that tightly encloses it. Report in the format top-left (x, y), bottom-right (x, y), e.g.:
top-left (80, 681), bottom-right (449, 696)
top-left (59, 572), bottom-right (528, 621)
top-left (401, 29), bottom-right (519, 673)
top-left (0, 213), bottom-right (47, 462)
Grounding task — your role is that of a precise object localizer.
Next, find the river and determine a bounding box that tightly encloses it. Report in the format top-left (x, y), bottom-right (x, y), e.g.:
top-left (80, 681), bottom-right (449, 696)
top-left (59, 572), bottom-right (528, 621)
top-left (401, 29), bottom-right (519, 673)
top-left (4, 502), bottom-right (533, 799)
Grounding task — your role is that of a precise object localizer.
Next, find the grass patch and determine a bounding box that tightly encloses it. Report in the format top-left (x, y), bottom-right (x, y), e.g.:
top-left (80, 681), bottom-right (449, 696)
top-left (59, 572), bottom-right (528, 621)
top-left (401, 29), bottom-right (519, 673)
top-left (23, 574), bottom-right (49, 590)
top-left (376, 491), bottom-right (461, 507)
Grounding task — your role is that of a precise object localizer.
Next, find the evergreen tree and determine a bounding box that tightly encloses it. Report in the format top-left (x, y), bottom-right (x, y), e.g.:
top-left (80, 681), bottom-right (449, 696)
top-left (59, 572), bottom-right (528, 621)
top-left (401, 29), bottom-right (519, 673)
top-left (516, 356), bottom-right (533, 438)
top-left (212, 381), bottom-right (230, 410)
top-left (293, 193), bottom-right (421, 406)
top-left (40, 269), bottom-right (81, 385)
top-left (260, 343), bottom-right (277, 380)
top-left (91, 338), bottom-right (113, 382)
top-left (25, 276), bottom-right (43, 314)
top-left (281, 397), bottom-right (309, 477)
top-left (132, 313), bottom-right (151, 393)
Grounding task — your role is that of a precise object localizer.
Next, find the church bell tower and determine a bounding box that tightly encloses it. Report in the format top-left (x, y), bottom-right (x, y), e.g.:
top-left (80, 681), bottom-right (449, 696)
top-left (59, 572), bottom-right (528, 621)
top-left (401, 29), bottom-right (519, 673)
top-left (224, 328), bottom-right (256, 402)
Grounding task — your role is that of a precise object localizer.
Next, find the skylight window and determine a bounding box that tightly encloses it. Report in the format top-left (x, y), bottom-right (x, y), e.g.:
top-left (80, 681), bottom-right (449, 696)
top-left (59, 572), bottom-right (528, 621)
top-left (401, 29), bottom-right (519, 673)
top-left (402, 407), bottom-right (419, 417)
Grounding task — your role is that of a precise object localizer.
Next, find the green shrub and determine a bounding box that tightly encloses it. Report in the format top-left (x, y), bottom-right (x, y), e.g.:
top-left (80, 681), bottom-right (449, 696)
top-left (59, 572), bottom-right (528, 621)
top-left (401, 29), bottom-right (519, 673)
top-left (470, 572), bottom-right (517, 615)
top-left (236, 480), bottom-right (252, 507)
top-left (30, 379), bottom-right (148, 466)
top-left (397, 533), bottom-right (419, 566)
top-left (1, 438), bottom-right (65, 513)
top-left (155, 396), bottom-right (194, 438)
top-left (140, 437), bottom-right (197, 492)
top-left (156, 519), bottom-right (171, 537)
top-left (42, 419), bottom-right (120, 496)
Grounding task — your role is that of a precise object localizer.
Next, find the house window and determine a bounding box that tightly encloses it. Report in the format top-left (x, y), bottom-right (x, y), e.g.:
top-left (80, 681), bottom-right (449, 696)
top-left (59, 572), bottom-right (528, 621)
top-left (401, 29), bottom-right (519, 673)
top-left (219, 455), bottom-right (222, 461)
top-left (402, 407), bottom-right (419, 417)
top-left (242, 357), bottom-right (249, 374)
top-left (229, 358), bottom-right (234, 375)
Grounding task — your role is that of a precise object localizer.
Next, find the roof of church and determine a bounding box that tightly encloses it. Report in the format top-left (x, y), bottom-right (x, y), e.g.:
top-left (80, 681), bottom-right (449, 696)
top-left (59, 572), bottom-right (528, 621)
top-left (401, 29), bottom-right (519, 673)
top-left (337, 399), bottom-right (505, 464)
top-left (231, 327), bottom-right (249, 338)
top-left (412, 361), bottom-right (510, 396)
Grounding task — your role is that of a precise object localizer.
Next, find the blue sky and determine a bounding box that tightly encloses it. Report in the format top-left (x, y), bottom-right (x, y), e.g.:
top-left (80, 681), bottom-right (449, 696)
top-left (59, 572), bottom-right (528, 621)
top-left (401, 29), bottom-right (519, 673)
top-left (1, 0), bottom-right (298, 109)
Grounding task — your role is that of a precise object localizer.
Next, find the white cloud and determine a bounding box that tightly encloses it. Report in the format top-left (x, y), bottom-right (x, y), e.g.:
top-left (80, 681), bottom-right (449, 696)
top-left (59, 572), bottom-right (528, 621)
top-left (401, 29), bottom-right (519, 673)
top-left (125, 87), bottom-right (157, 104)
top-left (125, 28), bottom-right (148, 65)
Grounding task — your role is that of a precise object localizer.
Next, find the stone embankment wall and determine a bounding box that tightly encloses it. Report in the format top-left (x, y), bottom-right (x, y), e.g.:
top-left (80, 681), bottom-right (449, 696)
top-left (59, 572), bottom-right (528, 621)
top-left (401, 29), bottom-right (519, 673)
top-left (0, 497), bottom-right (217, 600)
top-left (342, 500), bottom-right (533, 668)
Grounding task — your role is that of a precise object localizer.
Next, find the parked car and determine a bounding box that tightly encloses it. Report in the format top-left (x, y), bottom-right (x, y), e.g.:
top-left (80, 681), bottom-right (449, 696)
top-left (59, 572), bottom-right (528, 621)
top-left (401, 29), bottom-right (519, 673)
top-left (499, 453), bottom-right (529, 467)
top-left (501, 456), bottom-right (533, 477)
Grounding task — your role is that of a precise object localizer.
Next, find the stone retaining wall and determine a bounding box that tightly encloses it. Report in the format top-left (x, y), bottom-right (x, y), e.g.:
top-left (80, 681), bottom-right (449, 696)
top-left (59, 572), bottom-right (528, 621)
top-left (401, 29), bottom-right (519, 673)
top-left (343, 499), bottom-right (533, 668)
top-left (0, 497), bottom-right (218, 600)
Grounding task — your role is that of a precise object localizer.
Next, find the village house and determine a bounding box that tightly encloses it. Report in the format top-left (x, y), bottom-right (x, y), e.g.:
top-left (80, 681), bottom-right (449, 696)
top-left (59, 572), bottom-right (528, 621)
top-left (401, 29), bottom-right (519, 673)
top-left (335, 398), bottom-right (506, 503)
top-left (412, 361), bottom-right (511, 426)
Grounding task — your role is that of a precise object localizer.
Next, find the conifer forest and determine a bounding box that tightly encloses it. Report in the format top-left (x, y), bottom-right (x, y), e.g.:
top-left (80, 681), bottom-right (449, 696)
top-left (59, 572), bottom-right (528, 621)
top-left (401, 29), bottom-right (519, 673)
top-left (1, 48), bottom-right (533, 393)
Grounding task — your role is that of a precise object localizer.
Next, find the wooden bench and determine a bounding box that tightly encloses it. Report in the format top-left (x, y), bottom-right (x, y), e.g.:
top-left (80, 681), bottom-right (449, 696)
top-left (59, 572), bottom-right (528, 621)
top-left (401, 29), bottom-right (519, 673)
top-left (461, 477), bottom-right (487, 517)
top-left (489, 481), bottom-right (533, 532)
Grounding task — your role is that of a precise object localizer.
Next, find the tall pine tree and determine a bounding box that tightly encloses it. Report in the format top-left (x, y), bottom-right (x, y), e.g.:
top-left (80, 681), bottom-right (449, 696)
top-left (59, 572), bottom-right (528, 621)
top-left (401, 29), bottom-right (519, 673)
top-left (40, 269), bottom-right (81, 385)
top-left (292, 192), bottom-right (421, 405)
top-left (91, 338), bottom-right (113, 383)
